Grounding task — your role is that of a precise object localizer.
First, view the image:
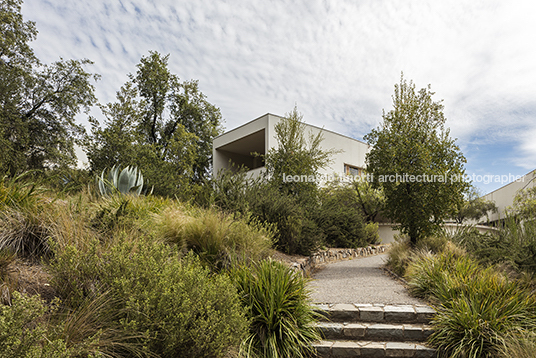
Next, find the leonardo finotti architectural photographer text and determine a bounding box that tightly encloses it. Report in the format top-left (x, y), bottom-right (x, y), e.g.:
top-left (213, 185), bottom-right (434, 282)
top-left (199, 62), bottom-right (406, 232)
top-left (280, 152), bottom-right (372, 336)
top-left (282, 173), bottom-right (525, 185)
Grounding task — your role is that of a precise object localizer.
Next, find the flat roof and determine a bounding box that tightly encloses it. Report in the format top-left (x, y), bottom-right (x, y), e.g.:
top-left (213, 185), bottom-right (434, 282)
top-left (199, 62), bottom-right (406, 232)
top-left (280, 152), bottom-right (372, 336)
top-left (215, 112), bottom-right (369, 146)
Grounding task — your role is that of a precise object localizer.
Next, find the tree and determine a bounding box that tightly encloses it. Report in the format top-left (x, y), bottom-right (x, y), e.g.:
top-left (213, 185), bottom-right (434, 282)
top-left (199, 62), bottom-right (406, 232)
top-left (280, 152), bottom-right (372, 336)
top-left (351, 175), bottom-right (386, 222)
top-left (364, 76), bottom-right (468, 246)
top-left (263, 106), bottom-right (339, 202)
top-left (451, 186), bottom-right (497, 224)
top-left (85, 51), bottom-right (222, 197)
top-left (0, 0), bottom-right (99, 175)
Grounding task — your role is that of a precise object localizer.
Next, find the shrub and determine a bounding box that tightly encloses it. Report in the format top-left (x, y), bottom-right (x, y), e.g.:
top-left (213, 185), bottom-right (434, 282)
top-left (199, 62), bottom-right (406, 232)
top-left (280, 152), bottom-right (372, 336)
top-left (385, 235), bottom-right (412, 276)
top-left (247, 183), bottom-right (319, 255)
top-left (315, 186), bottom-right (367, 248)
top-left (231, 260), bottom-right (322, 358)
top-left (49, 241), bottom-right (248, 357)
top-left (405, 246), bottom-right (476, 301)
top-left (429, 270), bottom-right (536, 358)
top-left (0, 292), bottom-right (70, 357)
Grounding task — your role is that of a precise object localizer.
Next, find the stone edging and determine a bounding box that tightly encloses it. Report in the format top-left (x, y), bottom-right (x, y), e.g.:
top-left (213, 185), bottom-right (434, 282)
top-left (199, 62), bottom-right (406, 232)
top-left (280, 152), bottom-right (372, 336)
top-left (289, 244), bottom-right (390, 276)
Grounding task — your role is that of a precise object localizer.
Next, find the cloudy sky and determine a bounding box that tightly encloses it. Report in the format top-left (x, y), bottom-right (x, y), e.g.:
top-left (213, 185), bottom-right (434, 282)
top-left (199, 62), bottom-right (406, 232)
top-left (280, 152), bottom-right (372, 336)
top-left (22, 0), bottom-right (536, 193)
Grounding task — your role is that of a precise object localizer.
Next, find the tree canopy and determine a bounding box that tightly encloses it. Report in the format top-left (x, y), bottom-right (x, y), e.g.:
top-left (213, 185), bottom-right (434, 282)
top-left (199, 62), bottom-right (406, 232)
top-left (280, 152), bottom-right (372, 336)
top-left (364, 76), bottom-right (468, 246)
top-left (0, 0), bottom-right (99, 175)
top-left (84, 51), bottom-right (223, 197)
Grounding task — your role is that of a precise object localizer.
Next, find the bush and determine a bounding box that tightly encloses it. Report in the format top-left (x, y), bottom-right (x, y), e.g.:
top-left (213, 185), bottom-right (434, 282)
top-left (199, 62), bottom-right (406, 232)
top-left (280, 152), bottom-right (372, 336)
top-left (0, 292), bottom-right (70, 357)
top-left (247, 183), bottom-right (320, 255)
top-left (231, 260), bottom-right (322, 358)
top-left (498, 331), bottom-right (536, 358)
top-left (50, 241), bottom-right (249, 357)
top-left (385, 234), bottom-right (419, 276)
top-left (315, 186), bottom-right (367, 248)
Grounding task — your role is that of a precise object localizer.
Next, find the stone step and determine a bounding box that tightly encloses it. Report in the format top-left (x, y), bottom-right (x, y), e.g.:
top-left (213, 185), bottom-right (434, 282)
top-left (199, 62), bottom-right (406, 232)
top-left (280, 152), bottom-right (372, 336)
top-left (314, 304), bottom-right (435, 324)
top-left (313, 340), bottom-right (436, 358)
top-left (318, 322), bottom-right (433, 342)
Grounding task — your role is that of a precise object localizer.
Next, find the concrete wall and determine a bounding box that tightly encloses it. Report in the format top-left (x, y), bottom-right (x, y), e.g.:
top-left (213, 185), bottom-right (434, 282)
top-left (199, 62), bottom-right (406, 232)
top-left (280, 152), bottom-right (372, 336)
top-left (378, 223), bottom-right (497, 244)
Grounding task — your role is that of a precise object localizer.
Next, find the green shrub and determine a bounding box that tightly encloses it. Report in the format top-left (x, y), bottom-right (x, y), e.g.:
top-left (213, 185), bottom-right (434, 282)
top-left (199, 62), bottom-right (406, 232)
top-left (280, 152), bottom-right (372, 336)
top-left (364, 222), bottom-right (380, 244)
top-left (50, 241), bottom-right (248, 357)
top-left (231, 260), bottom-right (322, 358)
top-left (315, 186), bottom-right (367, 248)
top-left (0, 292), bottom-right (70, 358)
top-left (247, 183), bottom-right (320, 255)
top-left (385, 235), bottom-right (412, 276)
top-left (405, 246), bottom-right (477, 301)
top-left (429, 270), bottom-right (536, 358)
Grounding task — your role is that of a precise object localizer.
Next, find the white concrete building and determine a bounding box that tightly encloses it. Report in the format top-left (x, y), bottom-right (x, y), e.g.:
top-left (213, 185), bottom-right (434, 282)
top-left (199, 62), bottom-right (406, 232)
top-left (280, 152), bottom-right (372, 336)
top-left (483, 170), bottom-right (536, 223)
top-left (213, 113), bottom-right (371, 180)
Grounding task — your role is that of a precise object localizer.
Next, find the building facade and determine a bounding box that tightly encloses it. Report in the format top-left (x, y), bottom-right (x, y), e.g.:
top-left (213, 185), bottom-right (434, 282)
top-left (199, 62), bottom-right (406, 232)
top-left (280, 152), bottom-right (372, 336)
top-left (213, 113), bottom-right (371, 180)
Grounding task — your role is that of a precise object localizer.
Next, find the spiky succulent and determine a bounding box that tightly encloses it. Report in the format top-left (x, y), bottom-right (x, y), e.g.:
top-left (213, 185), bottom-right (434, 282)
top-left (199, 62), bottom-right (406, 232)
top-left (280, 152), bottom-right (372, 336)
top-left (97, 165), bottom-right (145, 196)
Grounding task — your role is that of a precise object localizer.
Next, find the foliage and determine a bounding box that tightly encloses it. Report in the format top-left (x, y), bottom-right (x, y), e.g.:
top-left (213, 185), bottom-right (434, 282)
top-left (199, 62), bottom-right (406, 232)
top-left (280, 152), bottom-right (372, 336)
top-left (452, 218), bottom-right (536, 275)
top-left (155, 205), bottom-right (273, 269)
top-left (212, 165), bottom-right (252, 216)
top-left (451, 186), bottom-right (497, 224)
top-left (316, 185), bottom-right (369, 248)
top-left (364, 75), bottom-right (468, 246)
top-left (0, 0), bottom-right (99, 175)
top-left (350, 176), bottom-right (386, 222)
top-left (97, 165), bottom-right (146, 197)
top-left (498, 331), bottom-right (536, 358)
top-left (231, 260), bottom-right (322, 358)
top-left (246, 182), bottom-right (322, 255)
top-left (263, 106), bottom-right (338, 203)
top-left (85, 51), bottom-right (223, 198)
top-left (510, 183), bottom-right (536, 219)
top-left (50, 242), bottom-right (248, 358)
top-left (0, 291), bottom-right (71, 357)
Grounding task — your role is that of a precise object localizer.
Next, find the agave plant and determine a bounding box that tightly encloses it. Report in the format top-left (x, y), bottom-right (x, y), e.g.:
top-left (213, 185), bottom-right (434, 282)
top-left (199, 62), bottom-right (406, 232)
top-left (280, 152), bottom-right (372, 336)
top-left (97, 165), bottom-right (145, 196)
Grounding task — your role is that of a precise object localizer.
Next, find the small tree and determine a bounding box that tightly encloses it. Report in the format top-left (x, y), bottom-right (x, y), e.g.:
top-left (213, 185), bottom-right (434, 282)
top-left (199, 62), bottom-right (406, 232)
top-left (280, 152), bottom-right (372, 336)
top-left (451, 186), bottom-right (497, 224)
top-left (264, 106), bottom-right (339, 202)
top-left (364, 76), bottom-right (468, 246)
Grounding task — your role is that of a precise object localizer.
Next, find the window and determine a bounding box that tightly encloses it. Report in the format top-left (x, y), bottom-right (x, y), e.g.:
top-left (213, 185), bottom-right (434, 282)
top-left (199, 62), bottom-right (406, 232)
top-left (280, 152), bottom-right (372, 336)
top-left (344, 164), bottom-right (362, 176)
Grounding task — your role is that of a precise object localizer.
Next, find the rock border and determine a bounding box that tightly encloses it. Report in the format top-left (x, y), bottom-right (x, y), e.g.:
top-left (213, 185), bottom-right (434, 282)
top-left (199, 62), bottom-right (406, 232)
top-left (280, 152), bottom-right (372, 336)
top-left (288, 244), bottom-right (390, 276)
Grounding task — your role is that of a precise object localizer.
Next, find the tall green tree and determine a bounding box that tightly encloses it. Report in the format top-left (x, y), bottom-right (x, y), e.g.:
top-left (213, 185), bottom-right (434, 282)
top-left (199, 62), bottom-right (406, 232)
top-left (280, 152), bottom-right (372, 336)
top-left (85, 51), bottom-right (223, 197)
top-left (0, 0), bottom-right (99, 175)
top-left (364, 76), bottom-right (468, 246)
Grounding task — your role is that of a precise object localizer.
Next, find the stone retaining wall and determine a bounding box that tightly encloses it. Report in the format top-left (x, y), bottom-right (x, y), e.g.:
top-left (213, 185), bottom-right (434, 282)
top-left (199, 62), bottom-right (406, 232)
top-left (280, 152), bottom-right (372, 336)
top-left (290, 244), bottom-right (390, 276)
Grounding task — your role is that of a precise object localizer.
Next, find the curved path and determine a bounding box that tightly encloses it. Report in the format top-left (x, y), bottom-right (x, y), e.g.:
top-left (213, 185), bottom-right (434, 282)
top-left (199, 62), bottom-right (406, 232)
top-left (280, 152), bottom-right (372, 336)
top-left (308, 253), bottom-right (425, 305)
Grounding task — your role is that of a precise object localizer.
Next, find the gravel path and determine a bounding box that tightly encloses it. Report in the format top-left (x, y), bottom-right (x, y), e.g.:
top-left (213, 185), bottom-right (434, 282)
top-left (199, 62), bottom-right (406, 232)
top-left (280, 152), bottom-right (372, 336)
top-left (308, 253), bottom-right (425, 305)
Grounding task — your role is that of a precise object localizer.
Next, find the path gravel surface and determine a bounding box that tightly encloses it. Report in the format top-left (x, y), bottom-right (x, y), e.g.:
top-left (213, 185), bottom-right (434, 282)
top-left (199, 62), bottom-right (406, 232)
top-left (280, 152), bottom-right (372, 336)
top-left (308, 253), bottom-right (425, 305)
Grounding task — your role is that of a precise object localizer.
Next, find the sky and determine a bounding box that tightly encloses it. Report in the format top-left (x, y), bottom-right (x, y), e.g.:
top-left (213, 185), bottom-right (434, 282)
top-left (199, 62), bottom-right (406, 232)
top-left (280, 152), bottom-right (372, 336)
top-left (22, 0), bottom-right (536, 193)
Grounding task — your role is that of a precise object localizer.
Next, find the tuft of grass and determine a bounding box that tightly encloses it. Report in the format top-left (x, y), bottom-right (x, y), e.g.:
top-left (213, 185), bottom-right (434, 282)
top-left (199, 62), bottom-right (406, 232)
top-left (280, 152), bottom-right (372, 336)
top-left (231, 260), bottom-right (322, 358)
top-left (498, 331), bottom-right (536, 358)
top-left (407, 249), bottom-right (536, 358)
top-left (155, 206), bottom-right (273, 269)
